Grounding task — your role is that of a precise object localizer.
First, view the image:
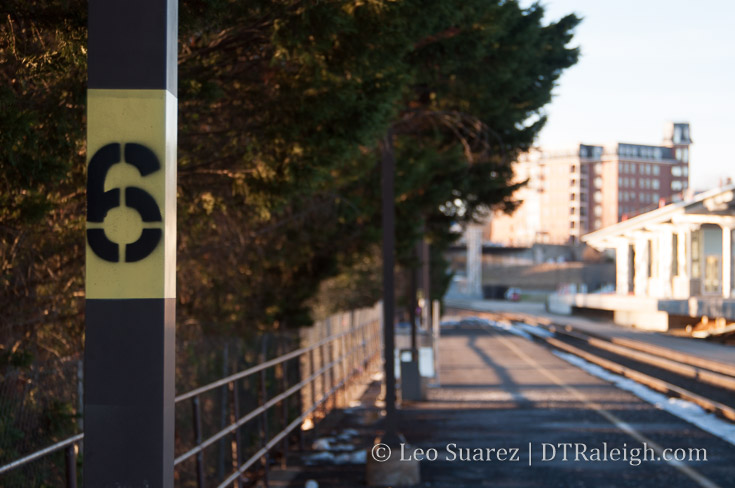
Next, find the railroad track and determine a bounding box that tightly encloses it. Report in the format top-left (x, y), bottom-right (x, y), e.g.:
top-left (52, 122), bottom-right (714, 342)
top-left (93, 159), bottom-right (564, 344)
top-left (449, 308), bottom-right (735, 423)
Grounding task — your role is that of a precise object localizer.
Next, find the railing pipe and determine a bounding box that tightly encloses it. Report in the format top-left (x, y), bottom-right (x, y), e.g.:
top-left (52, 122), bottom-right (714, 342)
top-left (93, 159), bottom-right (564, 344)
top-left (1, 308), bottom-right (382, 488)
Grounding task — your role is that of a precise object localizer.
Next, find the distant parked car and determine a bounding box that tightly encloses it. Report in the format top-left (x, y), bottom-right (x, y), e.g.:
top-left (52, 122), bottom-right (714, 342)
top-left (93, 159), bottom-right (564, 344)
top-left (504, 287), bottom-right (521, 301)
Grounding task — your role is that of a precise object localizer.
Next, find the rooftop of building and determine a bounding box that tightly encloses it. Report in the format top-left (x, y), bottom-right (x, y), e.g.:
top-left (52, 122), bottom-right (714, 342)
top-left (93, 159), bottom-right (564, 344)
top-left (582, 183), bottom-right (735, 250)
top-left (524, 122), bottom-right (691, 162)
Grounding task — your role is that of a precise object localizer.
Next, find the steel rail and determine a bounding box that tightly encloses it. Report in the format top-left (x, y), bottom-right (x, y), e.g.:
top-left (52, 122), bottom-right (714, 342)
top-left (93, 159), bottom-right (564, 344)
top-left (175, 353), bottom-right (343, 465)
top-left (214, 365), bottom-right (368, 488)
top-left (175, 320), bottom-right (372, 403)
top-left (0, 434), bottom-right (84, 475)
top-left (543, 324), bottom-right (735, 392)
top-left (504, 310), bottom-right (735, 378)
top-left (0, 308), bottom-right (382, 487)
top-left (450, 307), bottom-right (735, 422)
top-left (544, 335), bottom-right (735, 422)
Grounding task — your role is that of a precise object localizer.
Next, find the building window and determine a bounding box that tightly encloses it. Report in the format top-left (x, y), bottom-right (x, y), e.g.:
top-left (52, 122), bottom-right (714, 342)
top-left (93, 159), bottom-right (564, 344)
top-left (692, 230), bottom-right (701, 279)
top-left (631, 164), bottom-right (636, 174)
top-left (652, 180), bottom-right (659, 190)
top-left (683, 166), bottom-right (689, 176)
top-left (653, 165), bottom-right (660, 176)
top-left (672, 166), bottom-right (682, 177)
top-left (731, 230), bottom-right (735, 293)
top-left (594, 177), bottom-right (603, 189)
top-left (594, 205), bottom-right (602, 216)
top-left (619, 177), bottom-right (623, 187)
top-left (594, 191), bottom-right (602, 203)
top-left (672, 180), bottom-right (683, 191)
top-left (672, 233), bottom-right (678, 277)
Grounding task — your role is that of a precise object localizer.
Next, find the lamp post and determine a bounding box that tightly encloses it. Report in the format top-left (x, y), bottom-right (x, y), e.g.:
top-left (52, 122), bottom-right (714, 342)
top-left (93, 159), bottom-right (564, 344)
top-left (379, 129), bottom-right (399, 445)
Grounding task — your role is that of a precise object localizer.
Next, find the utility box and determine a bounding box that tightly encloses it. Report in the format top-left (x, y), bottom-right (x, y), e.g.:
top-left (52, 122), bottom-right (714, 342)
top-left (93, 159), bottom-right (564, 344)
top-left (399, 349), bottom-right (425, 401)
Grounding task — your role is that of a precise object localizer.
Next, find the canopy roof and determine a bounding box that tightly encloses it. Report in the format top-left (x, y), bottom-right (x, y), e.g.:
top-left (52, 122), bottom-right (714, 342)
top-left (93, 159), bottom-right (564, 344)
top-left (583, 185), bottom-right (735, 250)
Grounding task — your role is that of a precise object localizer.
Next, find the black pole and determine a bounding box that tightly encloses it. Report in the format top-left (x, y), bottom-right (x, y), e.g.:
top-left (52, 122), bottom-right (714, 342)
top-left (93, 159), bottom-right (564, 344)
top-left (380, 129), bottom-right (399, 444)
top-left (422, 230), bottom-right (431, 332)
top-left (85, 1), bottom-right (177, 486)
top-left (409, 246), bottom-right (418, 360)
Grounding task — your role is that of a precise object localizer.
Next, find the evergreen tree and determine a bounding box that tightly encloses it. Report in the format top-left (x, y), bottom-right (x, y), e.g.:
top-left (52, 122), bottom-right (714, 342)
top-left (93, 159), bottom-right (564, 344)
top-left (0, 0), bottom-right (579, 358)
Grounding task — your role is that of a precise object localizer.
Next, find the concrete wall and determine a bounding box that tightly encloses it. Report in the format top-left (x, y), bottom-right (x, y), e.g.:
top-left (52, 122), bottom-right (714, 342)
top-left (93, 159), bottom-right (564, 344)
top-left (548, 293), bottom-right (669, 331)
top-left (482, 262), bottom-right (615, 292)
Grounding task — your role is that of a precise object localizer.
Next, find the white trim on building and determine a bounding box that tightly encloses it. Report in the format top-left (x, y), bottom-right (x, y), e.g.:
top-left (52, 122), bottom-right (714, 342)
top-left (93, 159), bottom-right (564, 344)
top-left (583, 185), bottom-right (735, 300)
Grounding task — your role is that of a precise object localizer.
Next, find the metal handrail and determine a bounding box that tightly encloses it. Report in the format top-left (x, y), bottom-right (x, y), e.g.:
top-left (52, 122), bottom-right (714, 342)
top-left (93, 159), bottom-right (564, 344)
top-left (0, 304), bottom-right (382, 487)
top-left (174, 354), bottom-right (341, 465)
top-left (0, 433), bottom-right (83, 476)
top-left (176, 307), bottom-right (382, 487)
top-left (174, 323), bottom-right (360, 403)
top-left (216, 378), bottom-right (348, 488)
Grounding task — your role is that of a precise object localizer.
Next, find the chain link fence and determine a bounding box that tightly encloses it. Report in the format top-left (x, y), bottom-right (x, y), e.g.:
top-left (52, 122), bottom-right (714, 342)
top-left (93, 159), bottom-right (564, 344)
top-left (0, 356), bottom-right (82, 487)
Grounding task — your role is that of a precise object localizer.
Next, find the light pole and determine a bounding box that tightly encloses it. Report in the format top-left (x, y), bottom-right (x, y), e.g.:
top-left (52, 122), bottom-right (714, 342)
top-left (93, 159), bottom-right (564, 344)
top-left (379, 128), bottom-right (399, 445)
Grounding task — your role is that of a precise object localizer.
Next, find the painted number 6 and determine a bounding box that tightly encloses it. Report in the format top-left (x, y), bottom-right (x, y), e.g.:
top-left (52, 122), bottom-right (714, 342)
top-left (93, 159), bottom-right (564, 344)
top-left (87, 143), bottom-right (162, 262)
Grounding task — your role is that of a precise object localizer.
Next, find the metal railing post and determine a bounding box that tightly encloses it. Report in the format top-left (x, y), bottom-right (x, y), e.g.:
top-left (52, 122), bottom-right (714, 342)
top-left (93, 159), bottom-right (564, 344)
top-left (218, 346), bottom-right (229, 482)
top-left (279, 341), bottom-right (288, 468)
top-left (65, 444), bottom-right (77, 488)
top-left (319, 342), bottom-right (328, 420)
top-left (230, 379), bottom-right (241, 488)
top-left (192, 396), bottom-right (205, 488)
top-left (259, 367), bottom-right (270, 488)
top-left (340, 332), bottom-right (348, 406)
top-left (296, 352), bottom-right (305, 451)
top-left (309, 348), bottom-right (317, 436)
top-left (328, 338), bottom-right (335, 410)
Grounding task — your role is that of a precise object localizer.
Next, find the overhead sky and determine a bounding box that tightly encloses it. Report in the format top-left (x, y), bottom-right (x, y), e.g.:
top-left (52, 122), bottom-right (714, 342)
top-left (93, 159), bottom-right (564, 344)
top-left (526, 0), bottom-right (735, 190)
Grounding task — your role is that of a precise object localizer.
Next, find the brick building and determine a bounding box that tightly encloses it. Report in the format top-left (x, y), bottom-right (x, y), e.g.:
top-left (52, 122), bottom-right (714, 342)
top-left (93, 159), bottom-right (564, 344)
top-left (488, 122), bottom-right (692, 246)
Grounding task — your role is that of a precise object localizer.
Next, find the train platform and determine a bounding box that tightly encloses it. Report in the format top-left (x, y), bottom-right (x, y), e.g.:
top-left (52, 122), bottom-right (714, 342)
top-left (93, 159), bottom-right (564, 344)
top-left (446, 298), bottom-right (735, 368)
top-left (269, 318), bottom-right (735, 488)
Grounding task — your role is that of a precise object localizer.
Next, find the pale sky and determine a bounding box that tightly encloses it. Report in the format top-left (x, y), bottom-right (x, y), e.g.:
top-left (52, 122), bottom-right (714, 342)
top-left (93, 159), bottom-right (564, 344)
top-left (528, 0), bottom-right (735, 190)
